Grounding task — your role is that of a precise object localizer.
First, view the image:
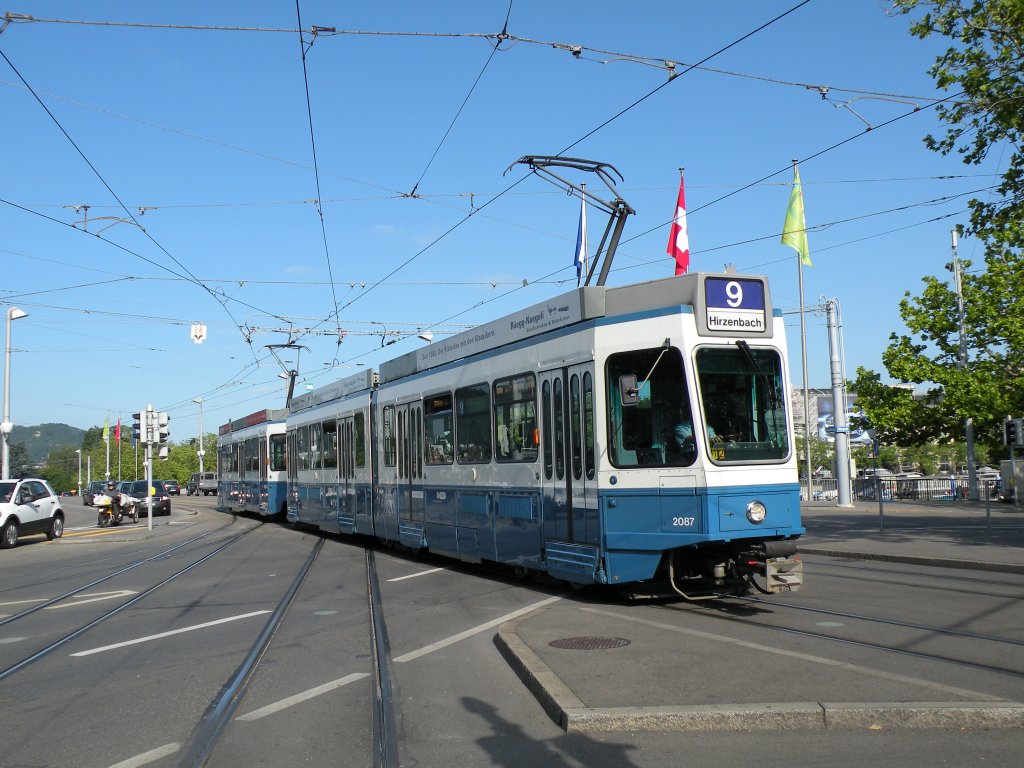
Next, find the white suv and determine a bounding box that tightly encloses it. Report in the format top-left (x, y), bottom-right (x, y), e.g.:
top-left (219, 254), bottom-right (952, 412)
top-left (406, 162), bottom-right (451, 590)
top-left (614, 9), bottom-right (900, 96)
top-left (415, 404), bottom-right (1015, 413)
top-left (0, 478), bottom-right (65, 548)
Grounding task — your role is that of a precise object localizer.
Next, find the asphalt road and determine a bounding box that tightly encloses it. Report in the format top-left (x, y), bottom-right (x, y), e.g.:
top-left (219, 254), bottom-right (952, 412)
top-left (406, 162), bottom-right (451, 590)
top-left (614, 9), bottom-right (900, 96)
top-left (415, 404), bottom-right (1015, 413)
top-left (0, 496), bottom-right (1020, 767)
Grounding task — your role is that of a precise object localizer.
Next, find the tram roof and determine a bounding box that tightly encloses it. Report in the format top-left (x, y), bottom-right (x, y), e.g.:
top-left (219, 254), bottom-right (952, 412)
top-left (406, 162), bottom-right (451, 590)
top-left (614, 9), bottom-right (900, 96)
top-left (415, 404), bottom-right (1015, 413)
top-left (379, 271), bottom-right (774, 384)
top-left (218, 407), bottom-right (289, 435)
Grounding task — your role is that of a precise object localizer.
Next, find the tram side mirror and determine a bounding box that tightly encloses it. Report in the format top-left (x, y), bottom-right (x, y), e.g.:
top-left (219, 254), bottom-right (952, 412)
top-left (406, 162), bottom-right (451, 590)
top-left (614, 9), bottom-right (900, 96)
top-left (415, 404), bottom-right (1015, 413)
top-left (619, 374), bottom-right (639, 406)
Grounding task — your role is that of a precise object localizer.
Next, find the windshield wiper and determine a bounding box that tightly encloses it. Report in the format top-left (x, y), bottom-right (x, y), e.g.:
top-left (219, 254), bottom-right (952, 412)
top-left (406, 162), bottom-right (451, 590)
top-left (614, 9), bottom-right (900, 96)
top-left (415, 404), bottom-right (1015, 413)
top-left (735, 340), bottom-right (779, 411)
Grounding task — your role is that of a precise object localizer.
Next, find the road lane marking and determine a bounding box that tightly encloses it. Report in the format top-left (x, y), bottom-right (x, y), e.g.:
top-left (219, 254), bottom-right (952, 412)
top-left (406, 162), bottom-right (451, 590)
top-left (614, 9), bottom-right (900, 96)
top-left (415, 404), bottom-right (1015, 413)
top-left (70, 610), bottom-right (272, 657)
top-left (394, 595), bottom-right (562, 663)
top-left (108, 742), bottom-right (180, 767)
top-left (47, 590), bottom-right (137, 608)
top-left (1, 590), bottom-right (136, 612)
top-left (387, 567), bottom-right (444, 582)
top-left (236, 673), bottom-right (371, 721)
top-left (233, 595), bottom-right (562, 723)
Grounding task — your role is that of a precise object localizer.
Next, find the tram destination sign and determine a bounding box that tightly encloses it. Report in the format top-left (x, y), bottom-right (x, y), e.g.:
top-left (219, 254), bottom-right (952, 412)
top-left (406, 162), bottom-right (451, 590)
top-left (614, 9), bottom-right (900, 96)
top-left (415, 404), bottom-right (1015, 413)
top-left (698, 275), bottom-right (773, 338)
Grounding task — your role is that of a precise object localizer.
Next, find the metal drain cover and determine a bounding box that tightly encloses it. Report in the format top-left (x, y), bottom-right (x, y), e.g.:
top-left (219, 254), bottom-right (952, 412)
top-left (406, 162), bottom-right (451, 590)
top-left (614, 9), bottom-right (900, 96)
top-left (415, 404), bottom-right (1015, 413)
top-left (548, 636), bottom-right (631, 651)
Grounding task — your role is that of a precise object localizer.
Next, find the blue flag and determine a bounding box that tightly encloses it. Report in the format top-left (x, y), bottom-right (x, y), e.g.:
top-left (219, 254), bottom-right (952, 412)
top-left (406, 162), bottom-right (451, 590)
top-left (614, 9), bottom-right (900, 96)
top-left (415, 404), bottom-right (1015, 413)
top-left (573, 198), bottom-right (588, 286)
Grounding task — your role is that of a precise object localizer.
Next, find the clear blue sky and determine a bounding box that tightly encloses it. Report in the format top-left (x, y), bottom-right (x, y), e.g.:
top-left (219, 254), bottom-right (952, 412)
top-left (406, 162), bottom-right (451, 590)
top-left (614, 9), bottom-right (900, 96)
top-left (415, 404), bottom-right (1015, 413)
top-left (0, 1), bottom-right (999, 440)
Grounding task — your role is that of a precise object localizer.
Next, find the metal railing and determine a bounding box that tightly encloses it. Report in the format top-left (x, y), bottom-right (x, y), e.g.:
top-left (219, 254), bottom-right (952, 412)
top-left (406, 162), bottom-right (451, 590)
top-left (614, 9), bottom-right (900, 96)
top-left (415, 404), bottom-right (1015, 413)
top-left (809, 476), bottom-right (1000, 503)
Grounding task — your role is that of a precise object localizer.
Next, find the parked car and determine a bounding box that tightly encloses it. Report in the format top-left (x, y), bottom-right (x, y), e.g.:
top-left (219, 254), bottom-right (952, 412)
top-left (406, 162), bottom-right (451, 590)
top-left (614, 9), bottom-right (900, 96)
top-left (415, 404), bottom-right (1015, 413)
top-left (117, 480), bottom-right (171, 517)
top-left (82, 480), bottom-right (108, 506)
top-left (0, 478), bottom-right (65, 547)
top-left (187, 472), bottom-right (217, 496)
top-left (162, 480), bottom-right (181, 496)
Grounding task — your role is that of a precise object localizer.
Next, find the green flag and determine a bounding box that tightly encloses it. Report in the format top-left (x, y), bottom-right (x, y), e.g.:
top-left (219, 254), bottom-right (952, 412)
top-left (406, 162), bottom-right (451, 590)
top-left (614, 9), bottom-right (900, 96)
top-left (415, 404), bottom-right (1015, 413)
top-left (102, 417), bottom-right (109, 443)
top-left (782, 166), bottom-right (812, 267)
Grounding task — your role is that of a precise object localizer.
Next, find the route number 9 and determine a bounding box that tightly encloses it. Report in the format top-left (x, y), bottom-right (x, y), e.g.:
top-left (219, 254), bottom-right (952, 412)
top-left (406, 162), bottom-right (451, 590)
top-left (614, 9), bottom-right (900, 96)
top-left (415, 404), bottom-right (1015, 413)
top-left (725, 281), bottom-right (743, 308)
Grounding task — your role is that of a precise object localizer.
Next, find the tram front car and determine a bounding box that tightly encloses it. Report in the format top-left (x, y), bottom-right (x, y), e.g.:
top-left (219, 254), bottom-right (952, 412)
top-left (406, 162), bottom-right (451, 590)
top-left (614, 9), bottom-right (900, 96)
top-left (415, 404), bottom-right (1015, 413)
top-left (596, 273), bottom-right (803, 598)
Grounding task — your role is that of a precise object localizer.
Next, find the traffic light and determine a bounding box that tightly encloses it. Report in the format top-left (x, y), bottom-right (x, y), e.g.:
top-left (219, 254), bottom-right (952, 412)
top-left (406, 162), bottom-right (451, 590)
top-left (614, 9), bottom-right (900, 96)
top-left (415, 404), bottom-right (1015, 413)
top-left (131, 412), bottom-right (144, 443)
top-left (1004, 418), bottom-right (1024, 447)
top-left (157, 412), bottom-right (170, 460)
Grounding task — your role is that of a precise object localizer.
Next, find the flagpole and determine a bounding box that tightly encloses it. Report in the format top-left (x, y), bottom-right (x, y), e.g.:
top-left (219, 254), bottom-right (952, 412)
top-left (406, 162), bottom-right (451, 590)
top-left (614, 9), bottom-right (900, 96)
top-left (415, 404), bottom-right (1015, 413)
top-left (792, 159), bottom-right (814, 502)
top-left (581, 183), bottom-right (588, 281)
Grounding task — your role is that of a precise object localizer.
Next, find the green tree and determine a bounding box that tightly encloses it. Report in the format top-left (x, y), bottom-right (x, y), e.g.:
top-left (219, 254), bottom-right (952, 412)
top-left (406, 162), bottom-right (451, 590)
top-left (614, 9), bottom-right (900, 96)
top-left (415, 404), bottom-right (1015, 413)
top-left (854, 2), bottom-right (1024, 451)
top-left (81, 426), bottom-right (104, 452)
top-left (895, 1), bottom-right (1024, 243)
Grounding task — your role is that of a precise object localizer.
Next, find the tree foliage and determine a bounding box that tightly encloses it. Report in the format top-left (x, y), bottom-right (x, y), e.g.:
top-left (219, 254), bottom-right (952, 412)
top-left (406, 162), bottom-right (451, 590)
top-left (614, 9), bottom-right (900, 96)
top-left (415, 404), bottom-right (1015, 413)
top-left (895, 0), bottom-right (1024, 244)
top-left (853, 2), bottom-right (1024, 451)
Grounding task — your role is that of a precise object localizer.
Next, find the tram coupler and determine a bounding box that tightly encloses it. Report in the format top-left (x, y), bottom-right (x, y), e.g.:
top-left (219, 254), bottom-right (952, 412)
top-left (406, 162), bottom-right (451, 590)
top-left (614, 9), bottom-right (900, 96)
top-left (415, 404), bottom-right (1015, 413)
top-left (738, 540), bottom-right (803, 593)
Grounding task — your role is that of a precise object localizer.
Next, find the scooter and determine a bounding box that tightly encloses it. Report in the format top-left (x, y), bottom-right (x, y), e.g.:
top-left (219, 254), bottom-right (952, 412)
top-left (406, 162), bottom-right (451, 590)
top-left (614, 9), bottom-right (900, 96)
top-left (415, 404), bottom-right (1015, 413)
top-left (95, 493), bottom-right (138, 527)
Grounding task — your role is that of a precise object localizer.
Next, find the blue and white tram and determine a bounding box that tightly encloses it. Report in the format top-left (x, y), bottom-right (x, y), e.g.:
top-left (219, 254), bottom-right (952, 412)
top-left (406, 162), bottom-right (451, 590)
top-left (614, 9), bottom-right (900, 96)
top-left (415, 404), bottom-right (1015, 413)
top-left (216, 409), bottom-right (288, 518)
top-left (286, 372), bottom-right (375, 534)
top-left (287, 272), bottom-right (803, 595)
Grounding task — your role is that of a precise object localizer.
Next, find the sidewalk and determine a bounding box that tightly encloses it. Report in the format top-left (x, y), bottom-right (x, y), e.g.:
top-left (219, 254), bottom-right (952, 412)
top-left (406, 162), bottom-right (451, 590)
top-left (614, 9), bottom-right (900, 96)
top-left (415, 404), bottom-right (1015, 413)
top-left (495, 500), bottom-right (1024, 733)
top-left (798, 499), bottom-right (1024, 573)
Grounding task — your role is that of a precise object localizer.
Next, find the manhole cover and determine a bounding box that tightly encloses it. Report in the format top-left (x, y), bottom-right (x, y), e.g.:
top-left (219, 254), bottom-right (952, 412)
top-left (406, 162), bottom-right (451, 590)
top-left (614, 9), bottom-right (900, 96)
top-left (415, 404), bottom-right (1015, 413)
top-left (548, 636), bottom-right (631, 651)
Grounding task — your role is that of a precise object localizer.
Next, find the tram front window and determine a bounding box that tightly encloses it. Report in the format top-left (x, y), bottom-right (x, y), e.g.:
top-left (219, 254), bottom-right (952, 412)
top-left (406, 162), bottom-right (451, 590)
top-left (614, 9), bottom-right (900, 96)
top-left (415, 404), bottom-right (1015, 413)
top-left (695, 345), bottom-right (789, 463)
top-left (606, 347), bottom-right (697, 468)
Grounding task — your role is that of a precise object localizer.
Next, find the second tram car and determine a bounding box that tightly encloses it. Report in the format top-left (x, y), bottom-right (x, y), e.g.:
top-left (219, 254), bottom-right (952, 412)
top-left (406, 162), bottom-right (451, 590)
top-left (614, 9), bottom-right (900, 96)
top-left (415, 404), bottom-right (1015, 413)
top-left (216, 409), bottom-right (288, 518)
top-left (277, 272), bottom-right (803, 596)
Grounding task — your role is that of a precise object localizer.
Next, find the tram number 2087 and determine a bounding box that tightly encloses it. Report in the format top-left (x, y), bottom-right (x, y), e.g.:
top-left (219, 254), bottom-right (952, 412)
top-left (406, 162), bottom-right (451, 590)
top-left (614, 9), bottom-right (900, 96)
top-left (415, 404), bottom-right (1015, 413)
top-left (672, 517), bottom-right (697, 528)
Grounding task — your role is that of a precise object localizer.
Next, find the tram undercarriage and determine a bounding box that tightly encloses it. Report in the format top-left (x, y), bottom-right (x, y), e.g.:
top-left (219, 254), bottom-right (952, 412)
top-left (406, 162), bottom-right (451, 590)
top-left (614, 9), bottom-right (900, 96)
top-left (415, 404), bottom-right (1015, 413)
top-left (660, 539), bottom-right (803, 601)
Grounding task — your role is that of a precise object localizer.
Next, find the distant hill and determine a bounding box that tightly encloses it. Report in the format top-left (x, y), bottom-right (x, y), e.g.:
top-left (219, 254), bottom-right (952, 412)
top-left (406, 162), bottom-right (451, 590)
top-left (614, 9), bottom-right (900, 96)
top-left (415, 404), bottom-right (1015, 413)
top-left (8, 423), bottom-right (84, 463)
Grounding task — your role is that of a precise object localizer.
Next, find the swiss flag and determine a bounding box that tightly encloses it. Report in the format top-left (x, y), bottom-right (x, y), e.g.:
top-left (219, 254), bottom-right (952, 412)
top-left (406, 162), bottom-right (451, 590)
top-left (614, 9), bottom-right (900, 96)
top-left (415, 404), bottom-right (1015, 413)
top-left (666, 175), bottom-right (689, 275)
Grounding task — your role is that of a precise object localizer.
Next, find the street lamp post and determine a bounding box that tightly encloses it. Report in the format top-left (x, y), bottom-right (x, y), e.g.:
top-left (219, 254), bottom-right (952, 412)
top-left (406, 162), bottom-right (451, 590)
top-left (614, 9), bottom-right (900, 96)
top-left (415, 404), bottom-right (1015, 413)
top-left (2, 306), bottom-right (29, 480)
top-left (193, 397), bottom-right (205, 475)
top-left (75, 449), bottom-right (82, 495)
top-left (948, 229), bottom-right (978, 500)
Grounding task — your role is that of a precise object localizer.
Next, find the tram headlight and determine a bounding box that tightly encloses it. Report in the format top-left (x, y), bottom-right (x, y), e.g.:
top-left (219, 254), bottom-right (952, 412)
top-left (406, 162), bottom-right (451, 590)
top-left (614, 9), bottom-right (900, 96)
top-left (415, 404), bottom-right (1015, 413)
top-left (746, 501), bottom-right (767, 524)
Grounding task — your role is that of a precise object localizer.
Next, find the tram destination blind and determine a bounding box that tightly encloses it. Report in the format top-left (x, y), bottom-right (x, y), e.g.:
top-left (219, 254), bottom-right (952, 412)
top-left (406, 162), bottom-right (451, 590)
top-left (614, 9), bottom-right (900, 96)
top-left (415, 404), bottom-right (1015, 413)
top-left (703, 277), bottom-right (767, 335)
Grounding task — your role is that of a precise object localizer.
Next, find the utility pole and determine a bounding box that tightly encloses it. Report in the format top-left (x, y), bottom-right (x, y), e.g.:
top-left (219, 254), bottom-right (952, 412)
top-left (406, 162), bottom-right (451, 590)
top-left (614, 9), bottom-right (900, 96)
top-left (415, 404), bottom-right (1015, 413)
top-left (948, 228), bottom-right (978, 500)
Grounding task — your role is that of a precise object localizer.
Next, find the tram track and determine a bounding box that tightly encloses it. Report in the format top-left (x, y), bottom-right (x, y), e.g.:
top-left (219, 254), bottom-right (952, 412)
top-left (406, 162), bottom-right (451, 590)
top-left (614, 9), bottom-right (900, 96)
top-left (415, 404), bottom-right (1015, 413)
top-left (801, 555), bottom-right (1024, 596)
top-left (663, 599), bottom-right (1024, 680)
top-left (0, 517), bottom-right (246, 598)
top-left (732, 594), bottom-right (1024, 649)
top-left (0, 522), bottom-right (261, 682)
top-left (175, 537), bottom-right (325, 768)
top-left (0, 521), bottom-right (253, 629)
top-left (367, 547), bottom-right (400, 768)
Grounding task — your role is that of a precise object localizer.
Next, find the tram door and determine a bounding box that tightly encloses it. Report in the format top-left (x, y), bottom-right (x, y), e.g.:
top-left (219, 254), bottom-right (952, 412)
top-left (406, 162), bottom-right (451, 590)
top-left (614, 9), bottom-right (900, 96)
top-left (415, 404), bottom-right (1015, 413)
top-left (337, 416), bottom-right (354, 531)
top-left (395, 402), bottom-right (424, 539)
top-left (258, 436), bottom-right (268, 514)
top-left (539, 364), bottom-right (598, 546)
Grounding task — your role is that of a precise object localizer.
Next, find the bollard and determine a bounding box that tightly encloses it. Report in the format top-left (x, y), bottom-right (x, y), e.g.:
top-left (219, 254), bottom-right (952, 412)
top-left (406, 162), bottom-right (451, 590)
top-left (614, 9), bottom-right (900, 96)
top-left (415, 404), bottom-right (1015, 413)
top-left (877, 476), bottom-right (884, 532)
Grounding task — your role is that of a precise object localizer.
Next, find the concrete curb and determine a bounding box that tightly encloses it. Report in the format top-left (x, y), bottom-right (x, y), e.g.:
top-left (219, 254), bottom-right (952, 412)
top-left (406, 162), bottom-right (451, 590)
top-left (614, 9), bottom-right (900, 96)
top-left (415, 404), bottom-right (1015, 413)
top-left (799, 547), bottom-right (1024, 575)
top-left (495, 614), bottom-right (1024, 733)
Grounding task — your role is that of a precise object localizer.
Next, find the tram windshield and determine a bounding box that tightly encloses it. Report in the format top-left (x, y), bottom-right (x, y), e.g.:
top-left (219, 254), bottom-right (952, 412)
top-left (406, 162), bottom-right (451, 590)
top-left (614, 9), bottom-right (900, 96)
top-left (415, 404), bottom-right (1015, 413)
top-left (695, 345), bottom-right (789, 463)
top-left (606, 347), bottom-right (698, 468)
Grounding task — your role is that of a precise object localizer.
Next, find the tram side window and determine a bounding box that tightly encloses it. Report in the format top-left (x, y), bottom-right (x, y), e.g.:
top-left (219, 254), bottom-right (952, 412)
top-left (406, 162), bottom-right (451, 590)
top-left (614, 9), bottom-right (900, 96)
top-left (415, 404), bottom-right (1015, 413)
top-left (354, 412), bottom-right (366, 468)
top-left (271, 433), bottom-right (287, 472)
top-left (298, 425), bottom-right (310, 471)
top-left (583, 372), bottom-right (596, 480)
top-left (245, 437), bottom-right (259, 475)
top-left (570, 374), bottom-right (583, 480)
top-left (309, 422), bottom-right (323, 470)
top-left (494, 373), bottom-right (538, 463)
top-left (382, 406), bottom-right (396, 467)
top-left (219, 444), bottom-right (236, 474)
top-left (322, 420), bottom-right (338, 470)
top-left (286, 431), bottom-right (296, 480)
top-left (606, 347), bottom-right (696, 469)
top-left (456, 384), bottom-right (492, 464)
top-left (542, 380), bottom-right (553, 479)
top-left (424, 393), bottom-right (454, 465)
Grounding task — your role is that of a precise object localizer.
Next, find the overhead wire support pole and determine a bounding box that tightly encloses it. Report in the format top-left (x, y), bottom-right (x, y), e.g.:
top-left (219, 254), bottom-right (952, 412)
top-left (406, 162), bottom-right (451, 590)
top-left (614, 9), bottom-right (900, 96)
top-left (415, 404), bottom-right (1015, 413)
top-left (506, 156), bottom-right (635, 286)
